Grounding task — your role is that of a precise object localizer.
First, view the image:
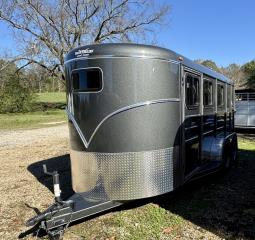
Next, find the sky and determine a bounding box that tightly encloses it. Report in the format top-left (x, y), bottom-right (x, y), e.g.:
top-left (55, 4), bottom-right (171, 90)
top-left (0, 0), bottom-right (254, 67)
top-left (157, 0), bottom-right (255, 67)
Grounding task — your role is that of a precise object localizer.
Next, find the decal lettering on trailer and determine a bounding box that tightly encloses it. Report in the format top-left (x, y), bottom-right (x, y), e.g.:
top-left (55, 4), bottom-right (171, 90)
top-left (75, 48), bottom-right (94, 57)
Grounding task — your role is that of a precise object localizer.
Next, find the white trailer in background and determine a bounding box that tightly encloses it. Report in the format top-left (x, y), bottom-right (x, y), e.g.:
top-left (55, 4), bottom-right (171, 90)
top-left (235, 89), bottom-right (255, 128)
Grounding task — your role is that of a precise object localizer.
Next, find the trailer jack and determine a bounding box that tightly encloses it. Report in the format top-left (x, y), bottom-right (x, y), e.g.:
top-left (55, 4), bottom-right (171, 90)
top-left (25, 164), bottom-right (122, 240)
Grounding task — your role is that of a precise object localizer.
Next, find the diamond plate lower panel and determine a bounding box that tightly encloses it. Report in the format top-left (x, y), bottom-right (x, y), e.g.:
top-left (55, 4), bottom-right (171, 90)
top-left (70, 147), bottom-right (174, 200)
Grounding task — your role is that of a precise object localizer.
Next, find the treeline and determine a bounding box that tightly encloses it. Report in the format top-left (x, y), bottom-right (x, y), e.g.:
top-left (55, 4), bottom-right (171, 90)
top-left (0, 59), bottom-right (65, 113)
top-left (1, 57), bottom-right (255, 113)
top-left (195, 59), bottom-right (255, 89)
top-left (0, 59), bottom-right (65, 93)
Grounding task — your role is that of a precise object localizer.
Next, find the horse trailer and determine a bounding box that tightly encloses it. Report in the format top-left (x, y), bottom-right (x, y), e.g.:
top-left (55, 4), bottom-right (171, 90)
top-left (26, 43), bottom-right (238, 239)
top-left (235, 89), bottom-right (255, 128)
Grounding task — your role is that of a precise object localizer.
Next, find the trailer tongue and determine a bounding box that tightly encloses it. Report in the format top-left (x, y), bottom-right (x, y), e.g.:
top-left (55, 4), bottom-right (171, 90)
top-left (26, 165), bottom-right (122, 240)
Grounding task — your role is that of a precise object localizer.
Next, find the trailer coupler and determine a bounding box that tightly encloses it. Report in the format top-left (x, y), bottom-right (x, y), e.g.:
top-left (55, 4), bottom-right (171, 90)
top-left (25, 164), bottom-right (122, 239)
top-left (26, 199), bottom-right (74, 239)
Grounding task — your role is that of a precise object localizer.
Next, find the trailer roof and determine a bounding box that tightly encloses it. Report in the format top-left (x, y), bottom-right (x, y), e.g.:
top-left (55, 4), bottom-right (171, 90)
top-left (65, 43), bottom-right (232, 84)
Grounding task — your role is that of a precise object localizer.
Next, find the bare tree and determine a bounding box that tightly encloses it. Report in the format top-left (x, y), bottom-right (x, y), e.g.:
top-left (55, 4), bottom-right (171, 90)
top-left (220, 64), bottom-right (246, 89)
top-left (195, 59), bottom-right (247, 88)
top-left (0, 0), bottom-right (170, 81)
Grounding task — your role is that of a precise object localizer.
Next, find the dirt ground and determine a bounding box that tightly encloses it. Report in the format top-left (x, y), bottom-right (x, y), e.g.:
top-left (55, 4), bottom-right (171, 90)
top-left (0, 125), bottom-right (70, 240)
top-left (0, 125), bottom-right (255, 240)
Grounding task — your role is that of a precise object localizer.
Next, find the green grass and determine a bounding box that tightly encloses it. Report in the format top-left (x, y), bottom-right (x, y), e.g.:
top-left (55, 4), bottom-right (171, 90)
top-left (68, 203), bottom-right (184, 240)
top-left (237, 134), bottom-right (255, 161)
top-left (0, 92), bottom-right (67, 130)
top-left (36, 92), bottom-right (66, 103)
top-left (238, 136), bottom-right (255, 151)
top-left (112, 204), bottom-right (183, 240)
top-left (0, 110), bottom-right (66, 130)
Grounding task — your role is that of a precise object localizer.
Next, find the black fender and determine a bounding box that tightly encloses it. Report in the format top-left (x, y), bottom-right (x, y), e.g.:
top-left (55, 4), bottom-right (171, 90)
top-left (202, 132), bottom-right (238, 167)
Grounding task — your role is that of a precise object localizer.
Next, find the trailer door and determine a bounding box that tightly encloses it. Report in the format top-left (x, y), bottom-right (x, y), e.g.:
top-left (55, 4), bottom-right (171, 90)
top-left (182, 69), bottom-right (202, 179)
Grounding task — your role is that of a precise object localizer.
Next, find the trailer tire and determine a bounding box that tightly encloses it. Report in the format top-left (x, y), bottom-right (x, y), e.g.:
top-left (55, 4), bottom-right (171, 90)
top-left (230, 135), bottom-right (238, 164)
top-left (223, 134), bottom-right (238, 170)
top-left (223, 147), bottom-right (231, 169)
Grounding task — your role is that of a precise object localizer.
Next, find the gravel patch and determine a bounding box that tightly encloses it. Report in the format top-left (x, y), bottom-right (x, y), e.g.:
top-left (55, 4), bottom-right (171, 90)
top-left (0, 125), bottom-right (69, 239)
top-left (0, 124), bottom-right (68, 149)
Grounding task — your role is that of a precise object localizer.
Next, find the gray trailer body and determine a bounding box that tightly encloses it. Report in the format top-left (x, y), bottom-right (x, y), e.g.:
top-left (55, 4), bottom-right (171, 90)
top-left (65, 48), bottom-right (180, 200)
top-left (64, 43), bottom-right (236, 201)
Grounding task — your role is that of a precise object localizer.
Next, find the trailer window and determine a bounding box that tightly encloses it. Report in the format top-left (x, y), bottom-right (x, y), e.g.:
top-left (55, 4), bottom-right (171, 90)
top-left (217, 84), bottom-right (224, 106)
top-left (203, 80), bottom-right (213, 106)
top-left (186, 74), bottom-right (200, 108)
top-left (72, 68), bottom-right (102, 92)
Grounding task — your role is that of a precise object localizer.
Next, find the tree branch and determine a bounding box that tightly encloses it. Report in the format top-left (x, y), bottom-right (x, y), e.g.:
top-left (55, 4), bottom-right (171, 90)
top-left (0, 0), bottom-right (170, 83)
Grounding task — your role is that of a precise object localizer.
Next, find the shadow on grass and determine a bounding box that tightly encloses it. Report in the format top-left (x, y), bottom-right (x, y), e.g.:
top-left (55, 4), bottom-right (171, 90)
top-left (155, 147), bottom-right (255, 240)
top-left (236, 128), bottom-right (255, 140)
top-left (26, 147), bottom-right (255, 240)
top-left (32, 102), bottom-right (66, 111)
